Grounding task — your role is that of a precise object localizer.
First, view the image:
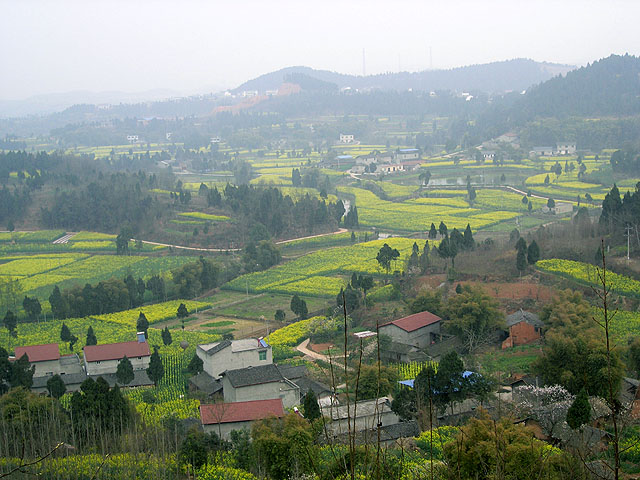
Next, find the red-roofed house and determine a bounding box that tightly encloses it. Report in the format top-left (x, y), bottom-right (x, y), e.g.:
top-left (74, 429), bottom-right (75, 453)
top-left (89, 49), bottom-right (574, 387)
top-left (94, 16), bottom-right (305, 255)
top-left (379, 311), bottom-right (441, 349)
top-left (12, 343), bottom-right (84, 380)
top-left (83, 334), bottom-right (151, 376)
top-left (200, 398), bottom-right (285, 439)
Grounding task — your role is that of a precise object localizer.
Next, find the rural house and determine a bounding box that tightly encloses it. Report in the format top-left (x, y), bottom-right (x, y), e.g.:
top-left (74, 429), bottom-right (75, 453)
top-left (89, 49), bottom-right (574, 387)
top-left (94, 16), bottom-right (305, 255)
top-left (379, 311), bottom-right (442, 349)
top-left (556, 142), bottom-right (576, 155)
top-left (395, 148), bottom-right (420, 161)
top-left (321, 397), bottom-right (399, 436)
top-left (339, 134), bottom-right (355, 143)
top-left (196, 338), bottom-right (272, 379)
top-left (221, 363), bottom-right (300, 408)
top-left (200, 398), bottom-right (285, 440)
top-left (12, 343), bottom-right (83, 378)
top-left (83, 333), bottom-right (151, 376)
top-left (502, 310), bottom-right (543, 349)
top-left (277, 364), bottom-right (335, 406)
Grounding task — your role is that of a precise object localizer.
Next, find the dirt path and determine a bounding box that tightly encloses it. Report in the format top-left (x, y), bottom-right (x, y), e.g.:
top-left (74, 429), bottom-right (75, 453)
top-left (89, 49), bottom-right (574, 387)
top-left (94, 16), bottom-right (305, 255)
top-left (136, 228), bottom-right (348, 252)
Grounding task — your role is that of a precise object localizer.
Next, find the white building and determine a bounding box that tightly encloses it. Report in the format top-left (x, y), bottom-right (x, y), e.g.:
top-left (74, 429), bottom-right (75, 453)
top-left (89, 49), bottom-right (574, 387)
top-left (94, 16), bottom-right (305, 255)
top-left (126, 135), bottom-right (139, 143)
top-left (395, 148), bottom-right (420, 161)
top-left (12, 343), bottom-right (83, 378)
top-left (556, 143), bottom-right (576, 155)
top-left (83, 333), bottom-right (150, 376)
top-left (339, 134), bottom-right (355, 144)
top-left (197, 339), bottom-right (272, 379)
top-left (321, 397), bottom-right (399, 436)
top-left (221, 363), bottom-right (300, 408)
top-left (378, 164), bottom-right (403, 174)
top-left (200, 398), bottom-right (285, 439)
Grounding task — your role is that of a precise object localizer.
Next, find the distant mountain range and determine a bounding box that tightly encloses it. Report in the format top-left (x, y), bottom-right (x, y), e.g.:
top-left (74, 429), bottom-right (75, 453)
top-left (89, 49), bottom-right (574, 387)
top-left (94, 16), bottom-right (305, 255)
top-left (233, 59), bottom-right (575, 95)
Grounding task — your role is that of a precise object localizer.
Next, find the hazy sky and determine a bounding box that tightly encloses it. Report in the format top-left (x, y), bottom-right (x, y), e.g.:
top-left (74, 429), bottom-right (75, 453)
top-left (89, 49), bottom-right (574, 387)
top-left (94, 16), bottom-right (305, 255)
top-left (1, 0), bottom-right (638, 100)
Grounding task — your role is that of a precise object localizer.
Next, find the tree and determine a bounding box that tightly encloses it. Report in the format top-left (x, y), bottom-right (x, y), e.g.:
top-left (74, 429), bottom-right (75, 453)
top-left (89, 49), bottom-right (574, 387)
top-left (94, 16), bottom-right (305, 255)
top-left (410, 290), bottom-right (442, 316)
top-left (116, 356), bottom-right (135, 385)
top-left (10, 353), bottom-right (35, 389)
top-left (528, 200), bottom-right (533, 213)
top-left (46, 374), bottom-right (67, 399)
top-left (544, 174), bottom-right (550, 185)
top-left (291, 168), bottom-right (301, 187)
top-left (274, 309), bottom-right (286, 323)
top-left (115, 227), bottom-right (132, 255)
top-left (349, 364), bottom-right (398, 401)
top-left (137, 312), bottom-right (149, 338)
top-left (85, 326), bottom-right (97, 346)
top-left (147, 347), bottom-right (164, 387)
top-left (3, 310), bottom-right (17, 337)
top-left (187, 353), bottom-right (204, 375)
top-left (547, 197), bottom-right (555, 209)
top-left (161, 326), bottom-right (173, 346)
top-left (60, 323), bottom-right (71, 343)
top-left (463, 223), bottom-right (475, 250)
top-left (303, 389), bottom-right (321, 421)
top-left (438, 221), bottom-right (448, 237)
top-left (376, 243), bottom-right (400, 275)
top-left (419, 169), bottom-right (432, 186)
top-left (516, 242), bottom-right (528, 275)
top-left (566, 388), bottom-right (591, 430)
top-left (290, 294), bottom-right (308, 319)
top-left (444, 285), bottom-right (505, 352)
top-left (179, 428), bottom-right (209, 470)
top-left (49, 285), bottom-right (67, 319)
top-left (177, 303), bottom-right (189, 319)
top-left (432, 351), bottom-right (465, 414)
top-left (22, 296), bottom-right (42, 321)
top-left (527, 240), bottom-right (540, 265)
top-left (428, 223), bottom-right (438, 239)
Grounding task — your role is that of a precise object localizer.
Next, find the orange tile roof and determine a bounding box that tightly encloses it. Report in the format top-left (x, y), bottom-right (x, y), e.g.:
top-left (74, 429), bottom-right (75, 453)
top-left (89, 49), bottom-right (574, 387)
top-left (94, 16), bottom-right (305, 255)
top-left (200, 398), bottom-right (284, 425)
top-left (14, 343), bottom-right (60, 362)
top-left (381, 311), bottom-right (441, 332)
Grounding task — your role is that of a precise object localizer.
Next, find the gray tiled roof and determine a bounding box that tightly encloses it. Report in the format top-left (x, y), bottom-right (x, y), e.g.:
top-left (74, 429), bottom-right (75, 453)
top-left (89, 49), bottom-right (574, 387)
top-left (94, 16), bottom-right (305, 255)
top-left (89, 370), bottom-right (153, 388)
top-left (506, 310), bottom-right (543, 328)
top-left (32, 372), bottom-right (87, 389)
top-left (278, 364), bottom-right (307, 380)
top-left (189, 372), bottom-right (223, 395)
top-left (223, 364), bottom-right (284, 387)
top-left (199, 340), bottom-right (232, 356)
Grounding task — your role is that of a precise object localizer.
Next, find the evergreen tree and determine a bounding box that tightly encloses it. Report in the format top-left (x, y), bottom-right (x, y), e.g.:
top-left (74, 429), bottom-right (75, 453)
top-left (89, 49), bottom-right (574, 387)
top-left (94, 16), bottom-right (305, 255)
top-left (428, 223), bottom-right (438, 239)
top-left (116, 356), bottom-right (135, 385)
top-left (46, 374), bottom-right (66, 399)
top-left (463, 224), bottom-right (475, 250)
top-left (177, 303), bottom-right (189, 318)
top-left (527, 240), bottom-right (540, 265)
top-left (22, 296), bottom-right (42, 321)
top-left (438, 221), bottom-right (448, 237)
top-left (147, 348), bottom-right (164, 387)
top-left (3, 310), bottom-right (17, 337)
top-left (60, 323), bottom-right (71, 343)
top-left (566, 388), bottom-right (591, 430)
top-left (49, 285), bottom-right (67, 319)
top-left (187, 353), bottom-right (204, 375)
top-left (10, 353), bottom-right (35, 389)
top-left (85, 326), bottom-right (97, 346)
top-left (303, 389), bottom-right (321, 421)
top-left (161, 326), bottom-right (173, 346)
top-left (274, 309), bottom-right (286, 322)
top-left (137, 312), bottom-right (149, 338)
top-left (516, 245), bottom-right (528, 275)
top-left (547, 197), bottom-right (555, 209)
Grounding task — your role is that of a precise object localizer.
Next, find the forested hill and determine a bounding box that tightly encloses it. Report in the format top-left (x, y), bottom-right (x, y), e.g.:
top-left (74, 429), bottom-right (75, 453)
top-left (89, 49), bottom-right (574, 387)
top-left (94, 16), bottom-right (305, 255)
top-left (233, 59), bottom-right (573, 94)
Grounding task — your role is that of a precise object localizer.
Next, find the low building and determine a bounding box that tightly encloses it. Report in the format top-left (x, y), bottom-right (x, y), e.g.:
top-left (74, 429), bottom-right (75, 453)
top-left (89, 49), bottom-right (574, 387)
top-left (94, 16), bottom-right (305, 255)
top-left (277, 364), bottom-right (334, 406)
top-left (126, 135), bottom-right (139, 143)
top-left (321, 397), bottom-right (399, 436)
top-left (83, 333), bottom-right (150, 376)
top-left (189, 371), bottom-right (223, 398)
top-left (502, 310), bottom-right (543, 349)
top-left (379, 311), bottom-right (442, 350)
top-left (482, 150), bottom-right (496, 161)
top-left (395, 148), bottom-right (420, 161)
top-left (13, 343), bottom-right (84, 379)
top-left (323, 420), bottom-right (420, 447)
top-left (339, 134), bottom-right (355, 144)
top-left (530, 147), bottom-right (554, 157)
top-left (556, 142), bottom-right (576, 155)
top-left (200, 398), bottom-right (285, 439)
top-left (381, 341), bottom-right (428, 364)
top-left (378, 164), bottom-right (403, 174)
top-left (197, 338), bottom-right (272, 379)
top-left (400, 159), bottom-right (423, 171)
top-left (221, 363), bottom-right (300, 408)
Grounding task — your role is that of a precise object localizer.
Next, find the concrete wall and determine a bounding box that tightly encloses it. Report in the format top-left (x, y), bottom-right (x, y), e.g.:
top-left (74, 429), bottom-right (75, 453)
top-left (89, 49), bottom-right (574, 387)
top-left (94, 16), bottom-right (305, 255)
top-left (32, 359), bottom-right (64, 378)
top-left (198, 346), bottom-right (272, 379)
top-left (223, 377), bottom-right (300, 408)
top-left (330, 410), bottom-right (399, 435)
top-left (84, 356), bottom-right (150, 376)
top-left (203, 421), bottom-right (252, 440)
top-left (379, 323), bottom-right (440, 349)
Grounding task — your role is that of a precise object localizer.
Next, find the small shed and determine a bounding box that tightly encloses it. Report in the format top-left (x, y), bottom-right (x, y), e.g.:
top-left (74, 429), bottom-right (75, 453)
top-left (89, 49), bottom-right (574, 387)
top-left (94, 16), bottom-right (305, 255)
top-left (502, 310), bottom-right (543, 349)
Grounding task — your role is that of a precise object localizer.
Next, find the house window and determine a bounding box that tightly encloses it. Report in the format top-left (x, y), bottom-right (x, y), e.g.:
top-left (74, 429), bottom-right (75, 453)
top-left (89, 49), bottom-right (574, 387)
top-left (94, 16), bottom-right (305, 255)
top-left (259, 351), bottom-right (267, 361)
top-left (96, 361), bottom-right (101, 365)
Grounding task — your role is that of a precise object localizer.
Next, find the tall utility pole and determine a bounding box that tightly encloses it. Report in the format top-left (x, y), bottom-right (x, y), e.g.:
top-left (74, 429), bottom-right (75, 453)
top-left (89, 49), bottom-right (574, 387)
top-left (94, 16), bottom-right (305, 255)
top-left (626, 225), bottom-right (633, 261)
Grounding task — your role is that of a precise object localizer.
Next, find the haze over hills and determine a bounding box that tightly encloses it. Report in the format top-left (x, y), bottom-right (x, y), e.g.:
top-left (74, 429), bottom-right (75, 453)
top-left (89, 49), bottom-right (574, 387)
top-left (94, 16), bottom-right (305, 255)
top-left (233, 59), bottom-right (575, 95)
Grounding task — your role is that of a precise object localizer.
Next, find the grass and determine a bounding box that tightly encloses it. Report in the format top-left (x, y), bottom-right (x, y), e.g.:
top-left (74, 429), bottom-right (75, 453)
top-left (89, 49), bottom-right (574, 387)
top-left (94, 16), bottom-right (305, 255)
top-left (215, 293), bottom-right (329, 319)
top-left (478, 344), bottom-right (542, 376)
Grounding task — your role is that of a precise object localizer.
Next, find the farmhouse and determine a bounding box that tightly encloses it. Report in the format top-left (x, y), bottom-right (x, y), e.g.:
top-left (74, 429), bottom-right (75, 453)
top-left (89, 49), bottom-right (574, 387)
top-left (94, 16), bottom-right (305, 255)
top-left (395, 148), bottom-right (420, 161)
top-left (196, 338), bottom-right (272, 379)
top-left (126, 135), bottom-right (139, 143)
top-left (530, 147), bottom-right (555, 157)
top-left (379, 311), bottom-right (442, 349)
top-left (378, 164), bottom-right (403, 174)
top-left (556, 142), bottom-right (576, 155)
top-left (400, 159), bottom-right (423, 171)
top-left (200, 398), bottom-right (285, 440)
top-left (502, 310), bottom-right (543, 349)
top-left (339, 134), bottom-right (355, 143)
top-left (221, 363), bottom-right (300, 408)
top-left (12, 343), bottom-right (86, 393)
top-left (321, 397), bottom-right (399, 435)
top-left (83, 333), bottom-right (151, 376)
top-left (482, 150), bottom-right (496, 161)
top-left (277, 364), bottom-right (334, 406)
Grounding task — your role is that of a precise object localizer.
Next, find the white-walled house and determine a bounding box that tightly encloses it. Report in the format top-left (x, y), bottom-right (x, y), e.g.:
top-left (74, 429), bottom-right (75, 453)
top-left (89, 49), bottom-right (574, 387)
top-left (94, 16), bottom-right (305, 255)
top-left (200, 398), bottom-right (285, 439)
top-left (339, 134), bottom-right (355, 143)
top-left (12, 343), bottom-right (84, 378)
top-left (321, 397), bottom-right (399, 436)
top-left (395, 148), bottom-right (420, 161)
top-left (379, 311), bottom-right (442, 349)
top-left (83, 334), bottom-right (150, 376)
top-left (197, 339), bottom-right (272, 379)
top-left (221, 363), bottom-right (300, 408)
top-left (556, 142), bottom-right (576, 155)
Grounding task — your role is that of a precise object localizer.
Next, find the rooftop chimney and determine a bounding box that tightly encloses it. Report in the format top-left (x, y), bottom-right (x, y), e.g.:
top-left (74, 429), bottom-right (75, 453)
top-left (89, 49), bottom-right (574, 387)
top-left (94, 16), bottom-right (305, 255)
top-left (137, 332), bottom-right (146, 343)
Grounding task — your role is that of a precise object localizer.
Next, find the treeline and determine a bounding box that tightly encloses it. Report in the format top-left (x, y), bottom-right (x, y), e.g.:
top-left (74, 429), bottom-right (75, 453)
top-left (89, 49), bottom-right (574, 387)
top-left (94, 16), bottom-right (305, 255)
top-left (40, 172), bottom-right (164, 232)
top-left (610, 148), bottom-right (640, 174)
top-left (600, 183), bottom-right (640, 239)
top-left (213, 184), bottom-right (344, 237)
top-left (48, 257), bottom-right (220, 319)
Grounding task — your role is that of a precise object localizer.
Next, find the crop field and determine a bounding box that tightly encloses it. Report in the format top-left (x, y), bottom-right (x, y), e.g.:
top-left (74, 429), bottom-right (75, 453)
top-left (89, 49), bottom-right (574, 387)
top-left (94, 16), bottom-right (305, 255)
top-left (338, 186), bottom-right (520, 232)
top-left (265, 316), bottom-right (325, 347)
top-left (0, 253), bottom-right (199, 300)
top-left (224, 238), bottom-right (417, 297)
top-left (178, 212), bottom-right (230, 221)
top-left (214, 294), bottom-right (329, 319)
top-left (0, 230), bottom-right (65, 243)
top-left (92, 299), bottom-right (212, 326)
top-left (71, 231), bottom-right (117, 241)
top-left (537, 259), bottom-right (640, 298)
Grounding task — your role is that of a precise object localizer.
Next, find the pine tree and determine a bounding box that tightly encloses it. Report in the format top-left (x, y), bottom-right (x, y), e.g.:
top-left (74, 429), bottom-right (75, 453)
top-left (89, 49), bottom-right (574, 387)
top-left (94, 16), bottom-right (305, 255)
top-left (116, 356), bottom-right (135, 385)
top-left (527, 240), bottom-right (540, 265)
top-left (303, 389), bottom-right (321, 421)
top-left (85, 326), bottom-right (97, 346)
top-left (46, 374), bottom-right (66, 399)
top-left (3, 310), bottom-right (17, 337)
top-left (463, 224), bottom-right (475, 250)
top-left (187, 353), bottom-right (204, 375)
top-left (49, 285), bottom-right (67, 319)
top-left (566, 388), bottom-right (591, 430)
top-left (137, 312), bottom-right (149, 338)
top-left (177, 303), bottom-right (189, 319)
top-left (147, 348), bottom-right (164, 387)
top-left (429, 223), bottom-right (438, 239)
top-left (60, 323), bottom-right (71, 343)
top-left (161, 326), bottom-right (173, 346)
top-left (516, 244), bottom-right (528, 275)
